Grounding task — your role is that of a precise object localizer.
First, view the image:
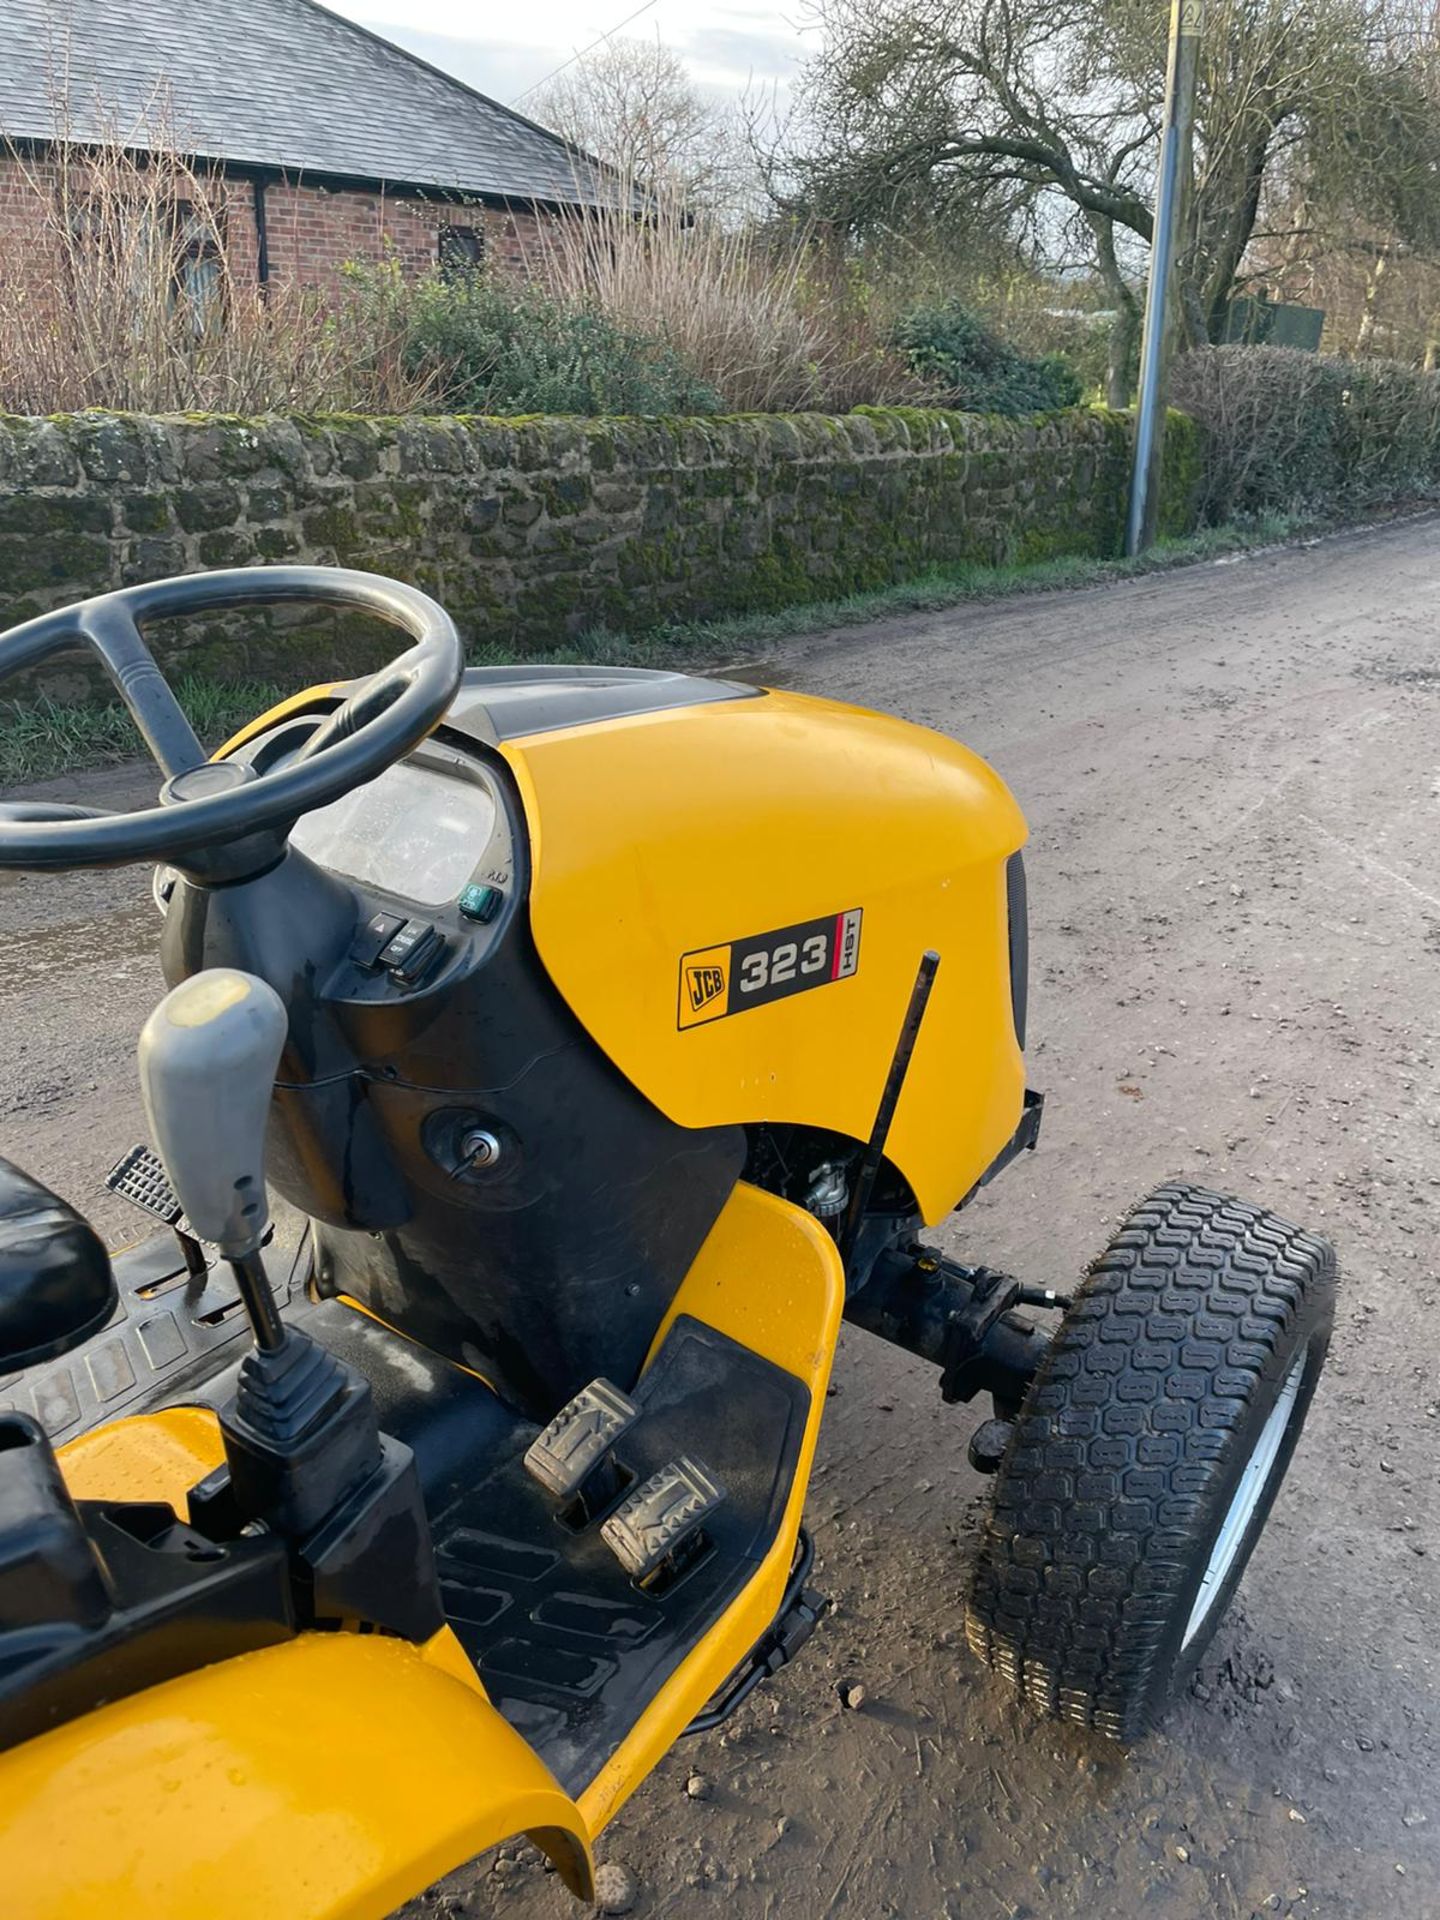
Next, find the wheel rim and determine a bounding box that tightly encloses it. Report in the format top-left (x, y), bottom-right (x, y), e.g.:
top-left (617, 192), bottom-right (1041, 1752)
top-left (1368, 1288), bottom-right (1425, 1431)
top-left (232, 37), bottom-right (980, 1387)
top-left (1181, 1350), bottom-right (1306, 1650)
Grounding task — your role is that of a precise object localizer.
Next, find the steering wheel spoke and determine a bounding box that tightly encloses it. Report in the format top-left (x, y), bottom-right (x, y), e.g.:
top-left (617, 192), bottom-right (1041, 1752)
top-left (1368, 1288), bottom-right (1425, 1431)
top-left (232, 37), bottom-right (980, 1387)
top-left (293, 666), bottom-right (409, 763)
top-left (0, 567), bottom-right (463, 876)
top-left (0, 803), bottom-right (116, 825)
top-left (77, 599), bottom-right (207, 779)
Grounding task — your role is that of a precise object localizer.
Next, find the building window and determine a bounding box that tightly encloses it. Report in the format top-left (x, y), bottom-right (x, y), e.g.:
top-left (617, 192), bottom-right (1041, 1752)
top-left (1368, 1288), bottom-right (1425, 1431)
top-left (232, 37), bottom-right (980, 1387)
top-left (438, 224), bottom-right (484, 280)
top-left (172, 201), bottom-right (225, 332)
top-left (68, 193), bottom-right (226, 334)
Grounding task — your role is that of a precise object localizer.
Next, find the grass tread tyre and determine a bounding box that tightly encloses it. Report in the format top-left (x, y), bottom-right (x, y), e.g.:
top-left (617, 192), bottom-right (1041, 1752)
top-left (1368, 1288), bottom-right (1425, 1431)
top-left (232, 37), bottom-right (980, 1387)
top-left (965, 1182), bottom-right (1335, 1741)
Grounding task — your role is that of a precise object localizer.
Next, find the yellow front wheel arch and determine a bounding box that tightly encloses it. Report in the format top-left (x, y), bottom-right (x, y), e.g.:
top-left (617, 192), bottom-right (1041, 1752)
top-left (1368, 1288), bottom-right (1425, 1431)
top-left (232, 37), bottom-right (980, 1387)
top-left (0, 1631), bottom-right (593, 1920)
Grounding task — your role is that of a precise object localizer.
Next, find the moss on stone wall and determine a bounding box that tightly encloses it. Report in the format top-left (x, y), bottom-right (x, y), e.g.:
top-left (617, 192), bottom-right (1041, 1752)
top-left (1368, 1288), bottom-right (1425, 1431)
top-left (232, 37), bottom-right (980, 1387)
top-left (1156, 409), bottom-right (1205, 541)
top-left (0, 404), bottom-right (1205, 681)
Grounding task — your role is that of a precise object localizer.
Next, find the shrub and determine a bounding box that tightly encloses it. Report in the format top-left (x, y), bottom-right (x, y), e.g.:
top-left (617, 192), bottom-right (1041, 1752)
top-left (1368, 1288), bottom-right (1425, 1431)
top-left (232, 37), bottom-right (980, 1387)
top-left (346, 263), bottom-right (721, 416)
top-left (890, 301), bottom-right (1083, 414)
top-left (1171, 345), bottom-right (1440, 522)
top-left (530, 197), bottom-right (920, 414)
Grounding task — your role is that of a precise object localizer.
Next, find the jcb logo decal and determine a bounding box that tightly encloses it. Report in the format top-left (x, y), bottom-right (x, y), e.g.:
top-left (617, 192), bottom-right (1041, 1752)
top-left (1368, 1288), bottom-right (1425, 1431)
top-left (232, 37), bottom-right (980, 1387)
top-left (678, 945), bottom-right (731, 1028)
top-left (686, 962), bottom-right (727, 1012)
top-left (678, 909), bottom-right (862, 1030)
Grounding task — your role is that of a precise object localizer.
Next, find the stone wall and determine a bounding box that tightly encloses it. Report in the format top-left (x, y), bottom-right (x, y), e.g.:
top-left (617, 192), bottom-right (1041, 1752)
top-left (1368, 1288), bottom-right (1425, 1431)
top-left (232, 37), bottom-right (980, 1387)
top-left (0, 406), bottom-right (1203, 686)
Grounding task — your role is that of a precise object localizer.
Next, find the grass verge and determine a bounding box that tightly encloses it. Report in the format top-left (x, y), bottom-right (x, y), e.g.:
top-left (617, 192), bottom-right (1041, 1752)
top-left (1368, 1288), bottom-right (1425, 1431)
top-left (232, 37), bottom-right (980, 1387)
top-left (1, 678), bottom-right (289, 788)
top-left (578, 512), bottom-right (1313, 667)
top-left (0, 510), bottom-right (1348, 787)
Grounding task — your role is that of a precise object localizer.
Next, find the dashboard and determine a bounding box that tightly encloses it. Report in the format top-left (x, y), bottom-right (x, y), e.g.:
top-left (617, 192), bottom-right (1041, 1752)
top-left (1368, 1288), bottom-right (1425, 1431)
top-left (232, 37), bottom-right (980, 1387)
top-left (289, 757), bottom-right (499, 909)
top-left (177, 729), bottom-right (528, 1005)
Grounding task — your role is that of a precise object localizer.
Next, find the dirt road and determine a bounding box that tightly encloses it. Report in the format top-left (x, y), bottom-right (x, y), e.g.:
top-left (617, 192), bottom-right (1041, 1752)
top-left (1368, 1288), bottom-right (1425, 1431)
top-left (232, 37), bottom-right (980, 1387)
top-left (5, 515), bottom-right (1439, 1919)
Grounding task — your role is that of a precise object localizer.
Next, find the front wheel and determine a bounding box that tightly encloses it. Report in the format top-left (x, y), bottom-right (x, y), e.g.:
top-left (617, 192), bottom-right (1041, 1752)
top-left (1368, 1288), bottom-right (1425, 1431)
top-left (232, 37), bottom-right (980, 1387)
top-left (965, 1183), bottom-right (1336, 1741)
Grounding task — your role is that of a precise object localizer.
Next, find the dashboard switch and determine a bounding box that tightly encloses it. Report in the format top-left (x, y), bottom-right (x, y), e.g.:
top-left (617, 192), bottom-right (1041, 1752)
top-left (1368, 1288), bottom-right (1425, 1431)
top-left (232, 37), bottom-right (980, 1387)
top-left (380, 920), bottom-right (444, 986)
top-left (351, 910), bottom-right (406, 969)
top-left (459, 882), bottom-right (503, 924)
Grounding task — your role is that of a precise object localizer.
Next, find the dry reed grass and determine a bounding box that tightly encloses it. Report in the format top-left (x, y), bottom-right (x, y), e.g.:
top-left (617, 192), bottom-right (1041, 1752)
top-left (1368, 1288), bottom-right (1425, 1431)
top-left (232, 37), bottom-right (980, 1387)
top-left (0, 112), bottom-right (915, 417)
top-left (0, 114), bottom-right (429, 415)
top-left (528, 187), bottom-right (920, 413)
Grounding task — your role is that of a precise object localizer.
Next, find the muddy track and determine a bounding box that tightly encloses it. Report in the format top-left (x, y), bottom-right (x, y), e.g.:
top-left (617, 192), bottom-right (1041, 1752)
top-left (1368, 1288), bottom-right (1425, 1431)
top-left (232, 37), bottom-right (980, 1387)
top-left (4, 515), bottom-right (1438, 1919)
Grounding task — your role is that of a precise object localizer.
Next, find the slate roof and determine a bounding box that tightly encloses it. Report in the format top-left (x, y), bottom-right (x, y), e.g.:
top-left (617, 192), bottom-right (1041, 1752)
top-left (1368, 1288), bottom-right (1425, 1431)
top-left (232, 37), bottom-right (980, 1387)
top-left (0, 0), bottom-right (629, 208)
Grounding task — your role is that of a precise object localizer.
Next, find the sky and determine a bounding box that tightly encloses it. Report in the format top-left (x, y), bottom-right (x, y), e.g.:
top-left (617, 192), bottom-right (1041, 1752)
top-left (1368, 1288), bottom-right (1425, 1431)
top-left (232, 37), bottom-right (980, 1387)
top-left (327, 0), bottom-right (815, 121)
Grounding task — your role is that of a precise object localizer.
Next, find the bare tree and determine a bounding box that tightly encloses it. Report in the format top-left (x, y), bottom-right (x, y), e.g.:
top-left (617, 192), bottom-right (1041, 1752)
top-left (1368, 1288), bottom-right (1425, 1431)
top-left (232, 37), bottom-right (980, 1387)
top-left (530, 37), bottom-right (749, 212)
top-left (1243, 0), bottom-right (1440, 357)
top-left (779, 0), bottom-right (1436, 400)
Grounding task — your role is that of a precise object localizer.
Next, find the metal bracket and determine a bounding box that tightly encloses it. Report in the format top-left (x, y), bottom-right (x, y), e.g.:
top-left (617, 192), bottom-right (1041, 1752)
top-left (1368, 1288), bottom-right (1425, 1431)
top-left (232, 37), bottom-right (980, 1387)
top-left (938, 1269), bottom-right (1025, 1405)
top-left (682, 1529), bottom-right (826, 1736)
top-left (979, 1087), bottom-right (1045, 1189)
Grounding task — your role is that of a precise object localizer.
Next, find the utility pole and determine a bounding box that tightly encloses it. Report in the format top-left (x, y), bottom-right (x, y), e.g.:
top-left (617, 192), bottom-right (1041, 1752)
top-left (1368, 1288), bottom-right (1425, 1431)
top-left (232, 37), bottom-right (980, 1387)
top-left (1125, 0), bottom-right (1203, 556)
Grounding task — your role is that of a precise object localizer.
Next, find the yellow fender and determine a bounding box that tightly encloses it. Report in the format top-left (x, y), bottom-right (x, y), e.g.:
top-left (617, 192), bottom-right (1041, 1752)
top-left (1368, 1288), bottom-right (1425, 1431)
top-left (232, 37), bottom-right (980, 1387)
top-left (501, 688), bottom-right (1028, 1222)
top-left (1, 1409), bottom-right (592, 1918)
top-left (1, 1632), bottom-right (593, 1919)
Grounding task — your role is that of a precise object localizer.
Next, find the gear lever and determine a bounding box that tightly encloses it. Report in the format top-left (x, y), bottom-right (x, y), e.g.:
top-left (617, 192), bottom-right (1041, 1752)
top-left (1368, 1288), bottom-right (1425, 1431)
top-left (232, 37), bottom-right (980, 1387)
top-left (137, 969), bottom-right (288, 1347)
top-left (138, 970), bottom-right (381, 1537)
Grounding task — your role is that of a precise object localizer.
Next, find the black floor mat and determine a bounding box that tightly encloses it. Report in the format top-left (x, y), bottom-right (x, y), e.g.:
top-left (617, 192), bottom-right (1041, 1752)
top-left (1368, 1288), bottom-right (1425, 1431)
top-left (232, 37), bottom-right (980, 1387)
top-left (429, 1314), bottom-right (807, 1795)
top-left (0, 1227), bottom-right (311, 1445)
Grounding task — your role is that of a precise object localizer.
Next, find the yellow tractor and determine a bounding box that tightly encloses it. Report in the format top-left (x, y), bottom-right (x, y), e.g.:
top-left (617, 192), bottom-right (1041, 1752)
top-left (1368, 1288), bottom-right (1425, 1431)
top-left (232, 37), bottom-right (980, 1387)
top-left (0, 568), bottom-right (1335, 1916)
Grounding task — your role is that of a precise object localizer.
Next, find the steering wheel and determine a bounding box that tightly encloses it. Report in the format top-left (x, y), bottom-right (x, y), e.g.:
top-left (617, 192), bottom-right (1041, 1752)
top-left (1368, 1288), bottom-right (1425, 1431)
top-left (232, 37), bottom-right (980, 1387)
top-left (0, 567), bottom-right (463, 876)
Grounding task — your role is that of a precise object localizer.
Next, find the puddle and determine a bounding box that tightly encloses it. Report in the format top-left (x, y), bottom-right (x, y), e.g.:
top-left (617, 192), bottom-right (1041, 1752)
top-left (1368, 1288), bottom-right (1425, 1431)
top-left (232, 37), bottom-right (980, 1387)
top-left (727, 657), bottom-right (798, 690)
top-left (0, 898), bottom-right (159, 998)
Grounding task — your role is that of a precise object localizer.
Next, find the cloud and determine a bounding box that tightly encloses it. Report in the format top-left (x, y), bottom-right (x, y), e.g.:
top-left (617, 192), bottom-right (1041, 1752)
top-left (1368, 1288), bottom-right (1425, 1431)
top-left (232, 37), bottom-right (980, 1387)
top-left (344, 20), bottom-right (569, 105)
top-left (680, 23), bottom-right (808, 80)
top-left (333, 2), bottom-right (814, 108)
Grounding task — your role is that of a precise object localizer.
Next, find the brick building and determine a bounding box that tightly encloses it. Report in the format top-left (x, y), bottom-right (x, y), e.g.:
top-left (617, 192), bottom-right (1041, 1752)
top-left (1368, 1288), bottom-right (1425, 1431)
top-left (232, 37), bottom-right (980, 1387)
top-left (0, 0), bottom-right (627, 295)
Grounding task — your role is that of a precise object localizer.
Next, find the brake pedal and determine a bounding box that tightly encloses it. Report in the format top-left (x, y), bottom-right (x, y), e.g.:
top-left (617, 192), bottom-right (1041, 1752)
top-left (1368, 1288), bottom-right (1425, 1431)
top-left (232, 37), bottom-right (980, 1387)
top-left (601, 1455), bottom-right (725, 1583)
top-left (105, 1143), bottom-right (187, 1229)
top-left (524, 1377), bottom-right (641, 1499)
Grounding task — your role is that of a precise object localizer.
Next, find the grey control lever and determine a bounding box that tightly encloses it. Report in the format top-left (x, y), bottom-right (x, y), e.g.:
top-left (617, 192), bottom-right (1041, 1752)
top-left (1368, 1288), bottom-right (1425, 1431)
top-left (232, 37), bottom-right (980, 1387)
top-left (135, 970), bottom-right (442, 1636)
top-left (138, 968), bottom-right (287, 1348)
top-left (138, 966), bottom-right (379, 1538)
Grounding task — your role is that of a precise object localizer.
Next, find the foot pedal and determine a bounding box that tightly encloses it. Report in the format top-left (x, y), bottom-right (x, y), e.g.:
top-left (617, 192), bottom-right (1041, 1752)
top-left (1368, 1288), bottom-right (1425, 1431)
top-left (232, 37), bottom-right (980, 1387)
top-left (524, 1377), bottom-right (640, 1499)
top-left (601, 1455), bottom-right (725, 1583)
top-left (105, 1144), bottom-right (187, 1230)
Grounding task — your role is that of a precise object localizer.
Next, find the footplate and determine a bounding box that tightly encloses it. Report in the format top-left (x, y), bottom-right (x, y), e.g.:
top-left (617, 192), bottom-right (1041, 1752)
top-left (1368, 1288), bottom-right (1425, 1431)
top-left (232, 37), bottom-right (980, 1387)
top-left (427, 1314), bottom-right (806, 1794)
top-left (524, 1378), bottom-right (640, 1499)
top-left (601, 1455), bottom-right (725, 1582)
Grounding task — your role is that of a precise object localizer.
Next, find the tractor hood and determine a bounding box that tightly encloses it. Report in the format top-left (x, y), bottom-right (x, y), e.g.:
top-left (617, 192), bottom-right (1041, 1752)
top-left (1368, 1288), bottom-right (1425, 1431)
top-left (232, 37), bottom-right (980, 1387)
top-left (491, 679), bottom-right (1029, 1224)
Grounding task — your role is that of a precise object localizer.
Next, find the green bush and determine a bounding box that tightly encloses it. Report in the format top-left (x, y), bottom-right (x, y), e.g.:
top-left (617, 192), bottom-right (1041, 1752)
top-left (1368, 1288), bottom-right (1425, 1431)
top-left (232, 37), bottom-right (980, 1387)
top-left (891, 301), bottom-right (1083, 414)
top-left (345, 264), bottom-right (722, 417)
top-left (1171, 346), bottom-right (1440, 522)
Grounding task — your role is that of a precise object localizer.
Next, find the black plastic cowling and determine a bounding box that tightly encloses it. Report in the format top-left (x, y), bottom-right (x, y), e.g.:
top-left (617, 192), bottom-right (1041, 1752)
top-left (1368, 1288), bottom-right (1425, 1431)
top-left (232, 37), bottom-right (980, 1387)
top-left (0, 1412), bottom-right (296, 1753)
